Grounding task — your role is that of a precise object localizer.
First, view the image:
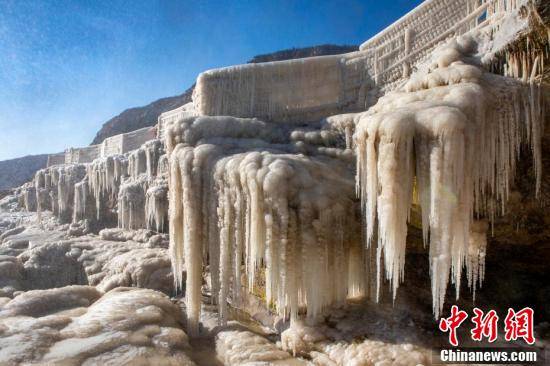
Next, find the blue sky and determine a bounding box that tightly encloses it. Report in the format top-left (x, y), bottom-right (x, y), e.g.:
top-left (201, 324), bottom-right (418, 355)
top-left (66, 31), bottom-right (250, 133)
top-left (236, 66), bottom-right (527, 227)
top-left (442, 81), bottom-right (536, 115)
top-left (0, 0), bottom-right (422, 160)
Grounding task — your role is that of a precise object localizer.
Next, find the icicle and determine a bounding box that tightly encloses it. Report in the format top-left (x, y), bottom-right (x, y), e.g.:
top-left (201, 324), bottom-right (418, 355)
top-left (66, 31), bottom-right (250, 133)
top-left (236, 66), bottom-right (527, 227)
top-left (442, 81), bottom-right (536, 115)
top-left (165, 115), bottom-right (360, 330)
top-left (355, 35), bottom-right (544, 319)
top-left (355, 111), bottom-right (414, 301)
top-left (128, 148), bottom-right (147, 179)
top-left (87, 155), bottom-right (128, 220)
top-left (145, 179), bottom-right (169, 232)
top-left (467, 220), bottom-right (488, 301)
top-left (169, 147), bottom-right (185, 293)
top-left (117, 176), bottom-right (148, 230)
top-left (73, 178), bottom-right (93, 222)
top-left (32, 165), bottom-right (86, 223)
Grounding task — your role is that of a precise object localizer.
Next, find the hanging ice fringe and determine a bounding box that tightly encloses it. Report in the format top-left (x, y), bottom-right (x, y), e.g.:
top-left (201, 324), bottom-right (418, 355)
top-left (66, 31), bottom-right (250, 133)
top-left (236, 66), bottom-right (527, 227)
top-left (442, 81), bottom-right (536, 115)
top-left (355, 34), bottom-right (544, 319)
top-left (165, 116), bottom-right (361, 335)
top-left (34, 165), bottom-right (87, 223)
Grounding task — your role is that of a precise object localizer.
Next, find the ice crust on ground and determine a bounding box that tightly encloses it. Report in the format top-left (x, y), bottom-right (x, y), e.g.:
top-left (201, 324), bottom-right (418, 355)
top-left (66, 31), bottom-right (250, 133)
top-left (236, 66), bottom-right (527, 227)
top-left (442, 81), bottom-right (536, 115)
top-left (0, 217), bottom-right (173, 296)
top-left (216, 328), bottom-right (305, 365)
top-left (311, 339), bottom-right (429, 366)
top-left (0, 286), bottom-right (195, 365)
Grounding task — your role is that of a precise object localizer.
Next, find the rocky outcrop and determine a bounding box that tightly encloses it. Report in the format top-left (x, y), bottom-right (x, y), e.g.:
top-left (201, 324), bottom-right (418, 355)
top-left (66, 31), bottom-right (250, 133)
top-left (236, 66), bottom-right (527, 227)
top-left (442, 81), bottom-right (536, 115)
top-left (248, 44), bottom-right (358, 63)
top-left (0, 154), bottom-right (48, 190)
top-left (91, 88), bottom-right (194, 145)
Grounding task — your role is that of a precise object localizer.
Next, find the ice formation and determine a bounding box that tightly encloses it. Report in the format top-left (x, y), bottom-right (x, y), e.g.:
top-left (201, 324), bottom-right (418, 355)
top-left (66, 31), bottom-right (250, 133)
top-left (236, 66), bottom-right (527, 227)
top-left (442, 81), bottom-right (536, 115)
top-left (118, 176), bottom-right (148, 230)
top-left (77, 140), bottom-right (167, 231)
top-left (3, 134), bottom-right (169, 240)
top-left (355, 34), bottom-right (544, 318)
top-left (0, 286), bottom-right (195, 365)
top-left (73, 177), bottom-right (95, 222)
top-left (146, 178), bottom-right (169, 232)
top-left (165, 115), bottom-right (363, 334)
top-left (20, 183), bottom-right (36, 212)
top-left (216, 328), bottom-right (301, 365)
top-left (128, 139), bottom-right (164, 179)
top-left (0, 1), bottom-right (547, 364)
top-left (34, 164), bottom-right (87, 223)
top-left (86, 154), bottom-right (128, 221)
top-left (166, 0), bottom-right (547, 331)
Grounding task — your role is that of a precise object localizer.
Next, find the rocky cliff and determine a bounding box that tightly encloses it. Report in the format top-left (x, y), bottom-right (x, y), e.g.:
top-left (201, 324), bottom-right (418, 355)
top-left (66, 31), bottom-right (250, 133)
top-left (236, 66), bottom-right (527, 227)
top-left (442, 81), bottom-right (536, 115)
top-left (247, 44), bottom-right (358, 63)
top-left (90, 86), bottom-right (194, 145)
top-left (0, 154), bottom-right (48, 190)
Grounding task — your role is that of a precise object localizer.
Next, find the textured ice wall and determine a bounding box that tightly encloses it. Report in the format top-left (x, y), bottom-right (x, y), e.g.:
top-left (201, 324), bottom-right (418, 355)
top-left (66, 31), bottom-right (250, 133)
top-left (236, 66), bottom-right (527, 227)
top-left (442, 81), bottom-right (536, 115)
top-left (157, 102), bottom-right (197, 140)
top-left (45, 127), bottom-right (157, 167)
top-left (359, 0), bottom-right (491, 87)
top-left (194, 54), bottom-right (370, 122)
top-left (86, 154), bottom-right (128, 222)
top-left (34, 165), bottom-right (87, 223)
top-left (122, 126), bottom-right (157, 152)
top-left (46, 152), bottom-right (65, 167)
top-left (100, 133), bottom-right (124, 157)
top-left (65, 145), bottom-right (101, 164)
top-left (100, 126), bottom-right (156, 157)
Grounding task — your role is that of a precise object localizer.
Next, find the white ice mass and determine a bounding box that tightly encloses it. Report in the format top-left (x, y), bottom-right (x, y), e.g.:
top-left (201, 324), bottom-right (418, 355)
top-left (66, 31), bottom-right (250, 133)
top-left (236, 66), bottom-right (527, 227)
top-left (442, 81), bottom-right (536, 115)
top-left (0, 0), bottom-right (548, 364)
